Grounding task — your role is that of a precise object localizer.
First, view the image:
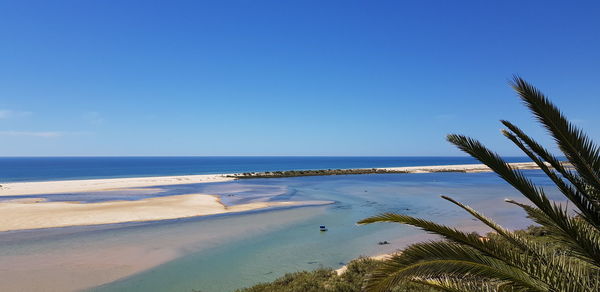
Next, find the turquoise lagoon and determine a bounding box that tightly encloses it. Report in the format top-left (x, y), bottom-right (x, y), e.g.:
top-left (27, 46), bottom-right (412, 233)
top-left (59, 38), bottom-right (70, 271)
top-left (0, 171), bottom-right (559, 292)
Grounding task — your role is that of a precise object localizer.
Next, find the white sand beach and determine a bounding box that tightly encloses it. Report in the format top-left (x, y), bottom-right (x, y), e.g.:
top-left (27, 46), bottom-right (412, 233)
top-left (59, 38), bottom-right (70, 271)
top-left (0, 161), bottom-right (547, 291)
top-left (0, 162), bottom-right (541, 197)
top-left (0, 206), bottom-right (332, 292)
top-left (0, 162), bottom-right (541, 232)
top-left (0, 194), bottom-right (331, 232)
top-left (0, 174), bottom-right (234, 196)
top-left (381, 162), bottom-right (543, 173)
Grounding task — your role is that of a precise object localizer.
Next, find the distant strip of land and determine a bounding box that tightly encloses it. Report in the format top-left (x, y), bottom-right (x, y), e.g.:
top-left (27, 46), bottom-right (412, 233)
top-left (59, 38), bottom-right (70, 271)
top-left (228, 162), bottom-right (543, 179)
top-left (0, 162), bottom-right (543, 232)
top-left (0, 162), bottom-right (543, 197)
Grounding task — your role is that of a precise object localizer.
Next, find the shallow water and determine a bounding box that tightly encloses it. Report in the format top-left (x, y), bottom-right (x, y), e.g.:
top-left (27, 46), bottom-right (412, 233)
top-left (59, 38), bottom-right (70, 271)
top-left (0, 171), bottom-right (560, 292)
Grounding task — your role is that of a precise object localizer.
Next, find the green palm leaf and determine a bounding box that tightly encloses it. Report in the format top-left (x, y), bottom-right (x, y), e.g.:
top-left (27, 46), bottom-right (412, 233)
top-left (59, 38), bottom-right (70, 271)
top-left (359, 77), bottom-right (600, 291)
top-left (510, 76), bottom-right (600, 198)
top-left (501, 121), bottom-right (600, 228)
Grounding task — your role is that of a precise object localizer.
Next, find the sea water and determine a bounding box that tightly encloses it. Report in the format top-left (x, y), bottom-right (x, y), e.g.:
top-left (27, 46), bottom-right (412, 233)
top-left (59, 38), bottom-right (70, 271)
top-left (0, 157), bottom-right (559, 292)
top-left (0, 156), bottom-right (532, 182)
top-left (88, 171), bottom-right (557, 292)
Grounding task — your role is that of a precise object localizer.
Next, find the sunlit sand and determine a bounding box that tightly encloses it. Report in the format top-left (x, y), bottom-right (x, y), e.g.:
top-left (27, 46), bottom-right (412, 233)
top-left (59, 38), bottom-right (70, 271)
top-left (0, 194), bottom-right (331, 232)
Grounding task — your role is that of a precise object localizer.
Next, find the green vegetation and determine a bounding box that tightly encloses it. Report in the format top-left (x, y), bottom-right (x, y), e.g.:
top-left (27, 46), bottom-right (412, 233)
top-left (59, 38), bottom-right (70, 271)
top-left (228, 168), bottom-right (467, 179)
top-left (237, 226), bottom-right (550, 292)
top-left (229, 169), bottom-right (411, 179)
top-left (358, 77), bottom-right (600, 291)
top-left (234, 77), bottom-right (600, 291)
top-left (236, 257), bottom-right (436, 292)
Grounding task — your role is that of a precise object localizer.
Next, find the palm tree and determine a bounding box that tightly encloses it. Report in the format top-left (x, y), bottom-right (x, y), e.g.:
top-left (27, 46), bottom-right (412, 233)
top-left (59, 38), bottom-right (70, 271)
top-left (358, 77), bottom-right (600, 291)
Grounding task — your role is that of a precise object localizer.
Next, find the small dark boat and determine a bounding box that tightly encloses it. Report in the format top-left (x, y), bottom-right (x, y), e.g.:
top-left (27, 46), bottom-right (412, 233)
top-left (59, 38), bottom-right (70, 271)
top-left (319, 225), bottom-right (328, 232)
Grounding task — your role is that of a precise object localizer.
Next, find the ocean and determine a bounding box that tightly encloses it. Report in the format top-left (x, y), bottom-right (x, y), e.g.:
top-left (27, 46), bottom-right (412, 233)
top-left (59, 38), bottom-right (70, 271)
top-left (0, 156), bottom-right (532, 182)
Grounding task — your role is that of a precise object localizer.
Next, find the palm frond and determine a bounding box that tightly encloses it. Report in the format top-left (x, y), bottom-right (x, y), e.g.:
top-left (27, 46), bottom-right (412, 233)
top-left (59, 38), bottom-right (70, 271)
top-left (440, 196), bottom-right (531, 252)
top-left (358, 213), bottom-right (508, 258)
top-left (445, 135), bottom-right (600, 261)
top-left (505, 199), bottom-right (600, 266)
top-left (446, 134), bottom-right (554, 213)
top-left (363, 241), bottom-right (545, 291)
top-left (412, 276), bottom-right (531, 292)
top-left (510, 76), bottom-right (600, 199)
top-left (359, 77), bottom-right (600, 291)
top-left (501, 121), bottom-right (600, 228)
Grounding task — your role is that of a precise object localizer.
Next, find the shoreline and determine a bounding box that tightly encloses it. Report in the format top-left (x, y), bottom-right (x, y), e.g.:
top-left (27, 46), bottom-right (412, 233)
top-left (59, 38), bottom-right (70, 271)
top-left (0, 174), bottom-right (234, 196)
top-left (0, 194), bottom-right (332, 232)
top-left (0, 162), bottom-right (541, 197)
top-left (230, 162), bottom-right (542, 178)
top-left (0, 162), bottom-right (540, 232)
top-left (0, 162), bottom-right (543, 291)
top-left (335, 253), bottom-right (396, 275)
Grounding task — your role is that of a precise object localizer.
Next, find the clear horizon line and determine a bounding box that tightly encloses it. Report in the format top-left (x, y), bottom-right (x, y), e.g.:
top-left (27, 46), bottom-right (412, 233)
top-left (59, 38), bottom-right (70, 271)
top-left (0, 155), bottom-right (529, 158)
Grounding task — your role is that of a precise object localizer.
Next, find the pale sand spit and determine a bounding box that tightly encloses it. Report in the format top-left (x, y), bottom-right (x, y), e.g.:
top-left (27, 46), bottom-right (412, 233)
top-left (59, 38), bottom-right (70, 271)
top-left (0, 174), bottom-right (233, 197)
top-left (0, 162), bottom-right (544, 197)
top-left (0, 194), bottom-right (332, 232)
top-left (381, 162), bottom-right (544, 173)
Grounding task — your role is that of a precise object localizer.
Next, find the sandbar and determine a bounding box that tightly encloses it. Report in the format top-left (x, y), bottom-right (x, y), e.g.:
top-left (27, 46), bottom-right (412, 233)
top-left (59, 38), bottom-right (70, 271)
top-left (381, 162), bottom-right (544, 173)
top-left (0, 162), bottom-right (542, 232)
top-left (0, 162), bottom-right (543, 197)
top-left (0, 174), bottom-right (233, 196)
top-left (0, 194), bottom-right (331, 232)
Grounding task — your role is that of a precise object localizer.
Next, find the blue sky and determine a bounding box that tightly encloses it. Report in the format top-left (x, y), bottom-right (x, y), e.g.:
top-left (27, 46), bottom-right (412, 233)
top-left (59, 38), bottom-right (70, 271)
top-left (1, 0), bottom-right (599, 156)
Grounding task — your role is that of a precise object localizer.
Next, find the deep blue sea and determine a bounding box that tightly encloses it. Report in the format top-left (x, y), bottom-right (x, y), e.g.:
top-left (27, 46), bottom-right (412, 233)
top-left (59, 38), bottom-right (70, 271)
top-left (0, 156), bottom-right (532, 182)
